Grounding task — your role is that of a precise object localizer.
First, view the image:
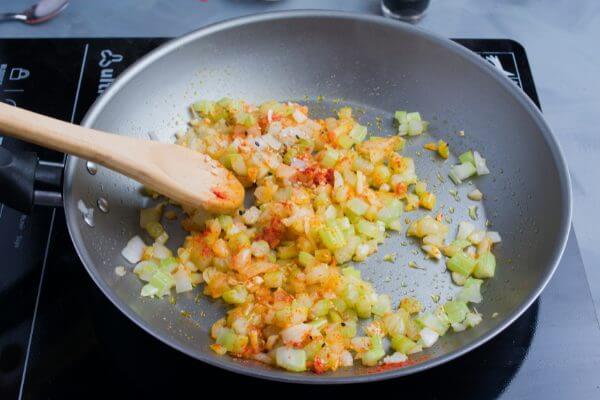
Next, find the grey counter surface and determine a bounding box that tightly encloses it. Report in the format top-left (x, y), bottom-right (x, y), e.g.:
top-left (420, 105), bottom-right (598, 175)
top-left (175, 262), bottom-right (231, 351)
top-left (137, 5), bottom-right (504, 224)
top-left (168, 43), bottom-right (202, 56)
top-left (1, 0), bottom-right (599, 313)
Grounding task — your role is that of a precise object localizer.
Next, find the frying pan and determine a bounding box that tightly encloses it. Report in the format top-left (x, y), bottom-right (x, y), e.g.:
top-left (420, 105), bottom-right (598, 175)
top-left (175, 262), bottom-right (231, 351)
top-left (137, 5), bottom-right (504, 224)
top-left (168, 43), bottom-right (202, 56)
top-left (0, 11), bottom-right (571, 383)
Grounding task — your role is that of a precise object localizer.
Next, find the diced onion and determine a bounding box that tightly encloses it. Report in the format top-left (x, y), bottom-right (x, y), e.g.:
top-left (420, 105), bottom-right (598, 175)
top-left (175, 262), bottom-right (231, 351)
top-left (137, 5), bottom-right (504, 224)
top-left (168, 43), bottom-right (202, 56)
top-left (121, 236), bottom-right (146, 264)
top-left (419, 327), bottom-right (439, 347)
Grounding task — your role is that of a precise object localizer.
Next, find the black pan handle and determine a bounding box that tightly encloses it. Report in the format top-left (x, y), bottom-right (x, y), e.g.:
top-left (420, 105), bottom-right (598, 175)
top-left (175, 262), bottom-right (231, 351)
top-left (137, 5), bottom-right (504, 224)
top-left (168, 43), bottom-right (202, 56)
top-left (0, 145), bottom-right (63, 214)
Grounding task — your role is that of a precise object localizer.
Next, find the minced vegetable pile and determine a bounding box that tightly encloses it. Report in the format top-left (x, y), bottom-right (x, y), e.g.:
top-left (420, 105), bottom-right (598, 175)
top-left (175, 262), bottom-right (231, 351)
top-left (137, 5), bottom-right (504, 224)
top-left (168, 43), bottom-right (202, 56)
top-left (120, 98), bottom-right (500, 373)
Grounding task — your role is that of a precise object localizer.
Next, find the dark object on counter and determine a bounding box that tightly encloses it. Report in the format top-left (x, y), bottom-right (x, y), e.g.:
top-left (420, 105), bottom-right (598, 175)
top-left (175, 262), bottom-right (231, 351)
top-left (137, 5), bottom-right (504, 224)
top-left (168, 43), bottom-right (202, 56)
top-left (382, 0), bottom-right (430, 21)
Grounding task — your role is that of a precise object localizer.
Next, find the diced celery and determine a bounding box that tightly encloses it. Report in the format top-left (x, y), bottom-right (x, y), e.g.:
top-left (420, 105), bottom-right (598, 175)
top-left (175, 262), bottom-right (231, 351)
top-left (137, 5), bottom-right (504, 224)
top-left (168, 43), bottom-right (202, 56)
top-left (443, 239), bottom-right (472, 257)
top-left (394, 111), bottom-right (407, 125)
top-left (134, 260), bottom-right (159, 282)
top-left (218, 215), bottom-right (233, 231)
top-left (447, 251), bottom-right (477, 276)
top-left (264, 270), bottom-right (285, 288)
top-left (149, 270), bottom-right (174, 297)
top-left (332, 298), bottom-right (347, 312)
top-left (141, 283), bottom-right (159, 297)
top-left (341, 319), bottom-right (357, 338)
top-left (416, 312), bottom-right (449, 335)
top-left (311, 299), bottom-right (331, 318)
top-left (473, 251), bottom-right (496, 278)
top-left (372, 165), bottom-right (391, 187)
top-left (383, 313), bottom-right (405, 337)
top-left (146, 221), bottom-right (164, 239)
top-left (357, 219), bottom-right (379, 239)
top-left (321, 148), bottom-right (340, 168)
top-left (361, 336), bottom-right (385, 366)
top-left (407, 112), bottom-right (421, 122)
top-left (444, 300), bottom-right (469, 324)
top-left (222, 285), bottom-right (248, 304)
top-left (228, 153), bottom-right (247, 176)
top-left (377, 199), bottom-right (403, 223)
top-left (346, 197), bottom-right (369, 216)
top-left (459, 150), bottom-right (475, 165)
top-left (318, 226), bottom-right (346, 251)
top-left (192, 100), bottom-right (215, 117)
top-left (349, 124), bottom-right (368, 143)
top-left (298, 251), bottom-right (316, 267)
top-left (372, 294), bottom-right (392, 316)
top-left (337, 134), bottom-right (354, 149)
top-left (216, 328), bottom-right (237, 351)
top-left (139, 203), bottom-right (163, 229)
top-left (414, 181), bottom-right (427, 196)
top-left (277, 243), bottom-right (298, 260)
top-left (355, 295), bottom-right (373, 318)
top-left (334, 234), bottom-right (360, 264)
top-left (159, 257), bottom-right (178, 273)
top-left (352, 156), bottom-right (374, 175)
top-left (457, 277), bottom-right (483, 303)
top-left (232, 335), bottom-right (249, 354)
top-left (391, 335), bottom-right (420, 354)
top-left (275, 347), bottom-right (307, 372)
top-left (451, 162), bottom-right (477, 182)
top-left (342, 266), bottom-right (362, 279)
top-left (234, 111), bottom-right (256, 127)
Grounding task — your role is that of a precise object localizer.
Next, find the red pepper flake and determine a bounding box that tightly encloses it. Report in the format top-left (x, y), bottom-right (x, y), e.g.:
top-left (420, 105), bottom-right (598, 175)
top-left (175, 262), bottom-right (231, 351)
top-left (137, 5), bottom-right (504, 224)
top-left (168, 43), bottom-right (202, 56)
top-left (293, 166), bottom-right (334, 187)
top-left (256, 217), bottom-right (284, 248)
top-left (212, 188), bottom-right (227, 200)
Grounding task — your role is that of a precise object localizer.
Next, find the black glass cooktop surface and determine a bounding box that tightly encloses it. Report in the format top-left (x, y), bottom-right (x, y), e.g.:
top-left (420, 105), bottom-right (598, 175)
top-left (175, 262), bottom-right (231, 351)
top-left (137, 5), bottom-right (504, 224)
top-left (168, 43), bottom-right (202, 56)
top-left (0, 38), bottom-right (599, 399)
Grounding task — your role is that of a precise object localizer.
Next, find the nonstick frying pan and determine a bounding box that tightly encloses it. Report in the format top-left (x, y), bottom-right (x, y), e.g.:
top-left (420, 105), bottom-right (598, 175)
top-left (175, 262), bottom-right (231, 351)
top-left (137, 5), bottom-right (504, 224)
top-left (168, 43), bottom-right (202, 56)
top-left (0, 11), bottom-right (571, 383)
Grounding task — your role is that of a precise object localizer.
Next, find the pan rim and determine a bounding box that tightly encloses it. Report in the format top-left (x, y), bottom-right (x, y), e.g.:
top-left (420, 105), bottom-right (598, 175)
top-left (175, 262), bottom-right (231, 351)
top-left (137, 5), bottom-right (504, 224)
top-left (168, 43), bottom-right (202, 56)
top-left (64, 10), bottom-right (572, 384)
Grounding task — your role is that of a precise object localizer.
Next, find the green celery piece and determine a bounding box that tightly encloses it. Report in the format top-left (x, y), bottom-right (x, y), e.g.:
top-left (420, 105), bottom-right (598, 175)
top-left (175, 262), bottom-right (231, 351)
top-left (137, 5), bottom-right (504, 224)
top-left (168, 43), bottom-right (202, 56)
top-left (459, 150), bottom-right (475, 165)
top-left (149, 270), bottom-right (174, 296)
top-left (298, 251), bottom-right (316, 267)
top-left (159, 257), bottom-right (178, 273)
top-left (347, 197), bottom-right (369, 216)
top-left (447, 251), bottom-right (477, 276)
top-left (391, 335), bottom-right (419, 354)
top-left (457, 277), bottom-right (483, 303)
top-left (416, 312), bottom-right (449, 335)
top-left (216, 328), bottom-right (237, 351)
top-left (444, 300), bottom-right (469, 324)
top-left (276, 348), bottom-right (307, 372)
top-left (473, 252), bottom-right (496, 278)
top-left (349, 124), bottom-right (368, 143)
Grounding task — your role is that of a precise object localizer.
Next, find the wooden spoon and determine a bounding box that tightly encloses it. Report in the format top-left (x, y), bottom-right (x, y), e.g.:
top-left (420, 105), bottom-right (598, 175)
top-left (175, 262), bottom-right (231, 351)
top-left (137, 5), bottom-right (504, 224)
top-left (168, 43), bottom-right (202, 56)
top-left (0, 103), bottom-right (244, 213)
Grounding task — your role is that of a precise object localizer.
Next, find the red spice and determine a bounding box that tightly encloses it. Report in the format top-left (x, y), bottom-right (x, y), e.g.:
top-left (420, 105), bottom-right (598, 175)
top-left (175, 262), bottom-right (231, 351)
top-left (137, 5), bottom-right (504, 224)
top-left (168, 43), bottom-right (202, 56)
top-left (212, 188), bottom-right (227, 200)
top-left (256, 217), bottom-right (285, 248)
top-left (293, 166), bottom-right (334, 187)
top-left (368, 355), bottom-right (429, 374)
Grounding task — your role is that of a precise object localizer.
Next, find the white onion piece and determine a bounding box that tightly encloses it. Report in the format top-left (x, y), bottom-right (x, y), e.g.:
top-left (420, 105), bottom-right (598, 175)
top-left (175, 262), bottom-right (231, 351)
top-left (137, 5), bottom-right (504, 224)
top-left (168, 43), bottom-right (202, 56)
top-left (174, 269), bottom-right (193, 293)
top-left (340, 350), bottom-right (354, 367)
top-left (152, 243), bottom-right (171, 260)
top-left (121, 236), bottom-right (146, 264)
top-left (486, 231), bottom-right (502, 243)
top-left (292, 109), bottom-right (307, 123)
top-left (280, 323), bottom-right (311, 346)
top-left (457, 221), bottom-right (475, 240)
top-left (383, 352), bottom-right (408, 364)
top-left (473, 151), bottom-right (490, 175)
top-left (420, 327), bottom-right (439, 347)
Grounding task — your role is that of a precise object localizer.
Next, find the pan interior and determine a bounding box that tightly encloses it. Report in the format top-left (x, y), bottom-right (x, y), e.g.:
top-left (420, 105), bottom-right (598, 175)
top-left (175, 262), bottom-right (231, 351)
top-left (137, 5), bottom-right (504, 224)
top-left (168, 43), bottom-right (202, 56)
top-left (64, 13), bottom-right (569, 382)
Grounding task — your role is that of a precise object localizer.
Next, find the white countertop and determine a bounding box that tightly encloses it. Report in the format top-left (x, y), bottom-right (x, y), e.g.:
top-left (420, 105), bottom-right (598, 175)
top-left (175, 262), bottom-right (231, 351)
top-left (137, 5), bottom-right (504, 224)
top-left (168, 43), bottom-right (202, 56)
top-left (2, 0), bottom-right (599, 309)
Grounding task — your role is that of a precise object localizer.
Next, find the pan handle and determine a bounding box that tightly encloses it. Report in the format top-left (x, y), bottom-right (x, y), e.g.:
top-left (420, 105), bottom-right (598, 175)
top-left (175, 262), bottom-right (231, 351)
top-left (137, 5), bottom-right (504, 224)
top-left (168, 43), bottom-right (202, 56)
top-left (0, 145), bottom-right (63, 214)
